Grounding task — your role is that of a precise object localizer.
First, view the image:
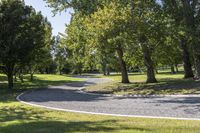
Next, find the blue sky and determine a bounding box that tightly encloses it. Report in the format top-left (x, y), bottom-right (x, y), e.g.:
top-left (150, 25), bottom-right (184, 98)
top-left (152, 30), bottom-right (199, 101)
top-left (24, 0), bottom-right (72, 36)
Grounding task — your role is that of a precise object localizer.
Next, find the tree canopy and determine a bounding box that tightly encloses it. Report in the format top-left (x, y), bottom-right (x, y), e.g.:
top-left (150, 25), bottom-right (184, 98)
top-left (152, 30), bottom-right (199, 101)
top-left (0, 0), bottom-right (53, 89)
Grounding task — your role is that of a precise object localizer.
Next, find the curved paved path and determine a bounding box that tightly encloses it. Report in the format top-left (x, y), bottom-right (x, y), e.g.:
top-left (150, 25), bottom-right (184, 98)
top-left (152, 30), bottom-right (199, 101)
top-left (18, 77), bottom-right (200, 120)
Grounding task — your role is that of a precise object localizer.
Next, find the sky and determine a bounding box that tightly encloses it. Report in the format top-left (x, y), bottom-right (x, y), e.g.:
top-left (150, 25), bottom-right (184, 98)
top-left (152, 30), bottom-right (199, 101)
top-left (24, 0), bottom-right (72, 36)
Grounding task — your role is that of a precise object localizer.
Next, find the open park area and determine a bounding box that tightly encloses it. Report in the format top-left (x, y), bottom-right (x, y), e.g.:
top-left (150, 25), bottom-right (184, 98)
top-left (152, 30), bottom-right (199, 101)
top-left (1, 0), bottom-right (200, 133)
top-left (1, 72), bottom-right (200, 133)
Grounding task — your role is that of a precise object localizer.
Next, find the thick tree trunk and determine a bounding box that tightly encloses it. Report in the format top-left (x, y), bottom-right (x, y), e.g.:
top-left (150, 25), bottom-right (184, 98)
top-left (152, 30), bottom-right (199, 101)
top-left (5, 64), bottom-right (15, 90)
top-left (7, 71), bottom-right (14, 90)
top-left (116, 46), bottom-right (129, 83)
top-left (141, 44), bottom-right (157, 83)
top-left (193, 54), bottom-right (200, 79)
top-left (180, 38), bottom-right (194, 78)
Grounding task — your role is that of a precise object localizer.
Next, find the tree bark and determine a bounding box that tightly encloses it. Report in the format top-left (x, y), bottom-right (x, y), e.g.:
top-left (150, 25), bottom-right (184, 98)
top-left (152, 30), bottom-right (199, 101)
top-left (193, 54), bottom-right (200, 79)
top-left (116, 46), bottom-right (129, 83)
top-left (141, 44), bottom-right (157, 83)
top-left (171, 65), bottom-right (176, 74)
top-left (19, 69), bottom-right (24, 83)
top-left (106, 64), bottom-right (110, 75)
top-left (5, 64), bottom-right (15, 90)
top-left (30, 73), bottom-right (34, 81)
top-left (180, 38), bottom-right (194, 78)
top-left (7, 71), bottom-right (14, 90)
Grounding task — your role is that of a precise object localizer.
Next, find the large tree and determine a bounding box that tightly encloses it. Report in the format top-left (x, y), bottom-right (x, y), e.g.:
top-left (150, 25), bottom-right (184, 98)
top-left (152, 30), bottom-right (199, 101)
top-left (162, 0), bottom-right (194, 78)
top-left (84, 2), bottom-right (131, 83)
top-left (162, 0), bottom-right (200, 78)
top-left (0, 0), bottom-right (52, 89)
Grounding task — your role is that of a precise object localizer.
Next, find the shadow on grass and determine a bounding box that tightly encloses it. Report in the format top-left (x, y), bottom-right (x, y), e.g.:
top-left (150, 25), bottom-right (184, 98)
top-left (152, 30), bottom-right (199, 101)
top-left (0, 106), bottom-right (149, 133)
top-left (118, 78), bottom-right (200, 94)
top-left (0, 75), bottom-right (85, 103)
top-left (87, 77), bottom-right (200, 95)
top-left (0, 120), bottom-right (149, 133)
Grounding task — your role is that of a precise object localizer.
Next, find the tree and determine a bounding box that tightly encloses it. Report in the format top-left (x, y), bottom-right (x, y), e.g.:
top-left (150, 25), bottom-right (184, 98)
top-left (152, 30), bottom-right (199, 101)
top-left (180, 0), bottom-right (200, 78)
top-left (27, 17), bottom-right (53, 81)
top-left (54, 35), bottom-right (68, 75)
top-left (130, 1), bottom-right (167, 83)
top-left (162, 0), bottom-right (194, 78)
top-left (84, 2), bottom-right (131, 83)
top-left (162, 0), bottom-right (200, 78)
top-left (0, 0), bottom-right (52, 89)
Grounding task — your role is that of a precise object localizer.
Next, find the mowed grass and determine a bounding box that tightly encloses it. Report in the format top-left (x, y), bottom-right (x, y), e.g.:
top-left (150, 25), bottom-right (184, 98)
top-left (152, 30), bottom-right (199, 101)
top-left (85, 71), bottom-right (200, 95)
top-left (1, 74), bottom-right (200, 133)
top-left (0, 74), bottom-right (84, 91)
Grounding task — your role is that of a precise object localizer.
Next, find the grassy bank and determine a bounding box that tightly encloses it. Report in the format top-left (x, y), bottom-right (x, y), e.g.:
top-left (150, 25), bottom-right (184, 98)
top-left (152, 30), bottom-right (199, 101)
top-left (85, 72), bottom-right (200, 95)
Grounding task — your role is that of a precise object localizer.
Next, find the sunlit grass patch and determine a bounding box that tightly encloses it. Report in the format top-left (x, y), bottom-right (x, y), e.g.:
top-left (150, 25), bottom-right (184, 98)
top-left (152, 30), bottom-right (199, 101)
top-left (85, 72), bottom-right (200, 95)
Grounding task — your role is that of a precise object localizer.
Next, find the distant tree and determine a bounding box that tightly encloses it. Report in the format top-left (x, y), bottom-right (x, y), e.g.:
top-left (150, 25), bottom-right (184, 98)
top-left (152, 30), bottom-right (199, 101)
top-left (54, 35), bottom-right (68, 75)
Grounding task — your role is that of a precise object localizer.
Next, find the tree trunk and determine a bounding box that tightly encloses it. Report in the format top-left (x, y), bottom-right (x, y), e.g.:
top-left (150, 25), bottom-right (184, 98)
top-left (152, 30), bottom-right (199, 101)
top-left (141, 44), bottom-right (157, 83)
top-left (5, 64), bottom-right (15, 90)
top-left (171, 65), bottom-right (176, 74)
top-left (116, 46), bottom-right (129, 83)
top-left (59, 67), bottom-right (62, 75)
top-left (14, 73), bottom-right (17, 82)
top-left (180, 38), bottom-right (194, 78)
top-left (19, 69), bottom-right (24, 83)
top-left (7, 71), bottom-right (14, 90)
top-left (102, 62), bottom-right (106, 75)
top-left (106, 64), bottom-right (110, 75)
top-left (175, 64), bottom-right (179, 73)
top-left (193, 54), bottom-right (200, 79)
top-left (30, 73), bottom-right (34, 81)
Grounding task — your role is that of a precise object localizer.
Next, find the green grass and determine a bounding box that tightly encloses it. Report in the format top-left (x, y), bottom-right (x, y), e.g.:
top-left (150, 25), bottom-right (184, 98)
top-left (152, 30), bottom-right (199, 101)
top-left (103, 72), bottom-right (184, 82)
top-left (85, 72), bottom-right (200, 95)
top-left (1, 74), bottom-right (200, 133)
top-left (0, 74), bottom-right (84, 91)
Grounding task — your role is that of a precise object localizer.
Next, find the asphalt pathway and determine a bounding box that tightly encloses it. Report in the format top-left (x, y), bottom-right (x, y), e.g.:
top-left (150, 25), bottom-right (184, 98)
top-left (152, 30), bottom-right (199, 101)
top-left (18, 77), bottom-right (200, 120)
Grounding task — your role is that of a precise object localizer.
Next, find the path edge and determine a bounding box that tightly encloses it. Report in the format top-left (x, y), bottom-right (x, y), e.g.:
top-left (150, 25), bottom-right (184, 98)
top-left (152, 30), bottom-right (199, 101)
top-left (16, 91), bottom-right (200, 121)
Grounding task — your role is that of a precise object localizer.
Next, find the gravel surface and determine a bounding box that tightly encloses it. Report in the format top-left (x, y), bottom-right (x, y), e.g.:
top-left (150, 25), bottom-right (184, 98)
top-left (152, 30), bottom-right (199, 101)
top-left (19, 77), bottom-right (200, 119)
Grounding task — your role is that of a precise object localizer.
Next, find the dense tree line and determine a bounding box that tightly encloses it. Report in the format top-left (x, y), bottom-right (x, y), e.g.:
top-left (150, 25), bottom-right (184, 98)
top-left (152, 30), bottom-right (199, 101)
top-left (45, 0), bottom-right (200, 83)
top-left (1, 0), bottom-right (200, 90)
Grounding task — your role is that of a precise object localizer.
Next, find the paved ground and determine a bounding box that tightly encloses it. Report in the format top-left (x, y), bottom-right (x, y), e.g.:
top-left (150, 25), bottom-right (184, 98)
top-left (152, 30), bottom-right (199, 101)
top-left (18, 77), bottom-right (200, 119)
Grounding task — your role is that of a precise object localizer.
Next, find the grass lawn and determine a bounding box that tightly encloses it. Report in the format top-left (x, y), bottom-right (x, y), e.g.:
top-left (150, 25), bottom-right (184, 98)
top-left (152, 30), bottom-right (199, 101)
top-left (1, 74), bottom-right (200, 133)
top-left (85, 71), bottom-right (200, 95)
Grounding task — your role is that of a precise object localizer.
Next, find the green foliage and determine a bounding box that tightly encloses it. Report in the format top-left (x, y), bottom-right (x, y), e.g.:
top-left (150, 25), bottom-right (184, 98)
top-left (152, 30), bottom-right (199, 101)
top-left (49, 0), bottom-right (187, 83)
top-left (0, 0), bottom-right (53, 89)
